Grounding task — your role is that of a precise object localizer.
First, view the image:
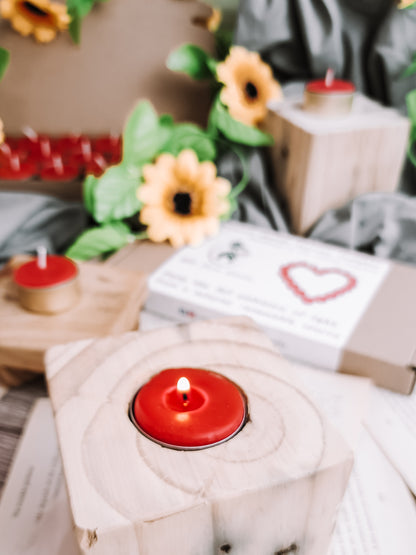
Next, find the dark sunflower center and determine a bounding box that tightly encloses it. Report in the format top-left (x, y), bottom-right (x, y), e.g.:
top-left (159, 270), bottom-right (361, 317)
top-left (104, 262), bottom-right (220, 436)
top-left (245, 82), bottom-right (258, 100)
top-left (173, 192), bottom-right (192, 215)
top-left (21, 1), bottom-right (49, 17)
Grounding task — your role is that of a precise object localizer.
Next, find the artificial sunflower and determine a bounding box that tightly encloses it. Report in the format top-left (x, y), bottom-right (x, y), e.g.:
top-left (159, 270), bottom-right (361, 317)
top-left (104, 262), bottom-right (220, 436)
top-left (0, 0), bottom-right (70, 43)
top-left (138, 149), bottom-right (231, 248)
top-left (216, 46), bottom-right (283, 126)
top-left (398, 0), bottom-right (416, 8)
top-left (192, 7), bottom-right (222, 33)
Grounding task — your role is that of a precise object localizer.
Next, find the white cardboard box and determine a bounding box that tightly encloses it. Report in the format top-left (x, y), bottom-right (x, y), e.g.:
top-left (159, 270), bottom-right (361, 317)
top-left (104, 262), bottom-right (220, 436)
top-left (146, 222), bottom-right (416, 394)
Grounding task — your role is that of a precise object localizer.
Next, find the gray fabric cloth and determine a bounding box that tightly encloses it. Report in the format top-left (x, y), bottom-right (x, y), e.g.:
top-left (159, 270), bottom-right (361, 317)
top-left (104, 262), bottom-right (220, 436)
top-left (228, 0), bottom-right (416, 263)
top-left (0, 192), bottom-right (88, 266)
top-left (218, 148), bottom-right (289, 232)
top-left (309, 192), bottom-right (416, 264)
top-left (235, 0), bottom-right (416, 111)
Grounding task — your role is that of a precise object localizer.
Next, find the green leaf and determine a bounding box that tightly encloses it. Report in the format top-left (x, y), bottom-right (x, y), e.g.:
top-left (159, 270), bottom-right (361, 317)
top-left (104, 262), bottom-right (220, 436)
top-left (66, 0), bottom-right (107, 43)
top-left (209, 96), bottom-right (274, 147)
top-left (406, 89), bottom-right (416, 124)
top-left (0, 48), bottom-right (10, 81)
top-left (68, 11), bottom-right (82, 44)
top-left (122, 101), bottom-right (172, 166)
top-left (167, 44), bottom-right (216, 80)
top-left (83, 174), bottom-right (98, 215)
top-left (89, 164), bottom-right (141, 223)
top-left (403, 55), bottom-right (416, 78)
top-left (65, 222), bottom-right (132, 261)
top-left (160, 124), bottom-right (217, 161)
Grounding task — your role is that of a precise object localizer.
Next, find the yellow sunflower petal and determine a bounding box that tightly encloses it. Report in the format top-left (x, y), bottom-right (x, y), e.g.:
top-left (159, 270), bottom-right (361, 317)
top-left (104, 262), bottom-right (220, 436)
top-left (217, 45), bottom-right (282, 126)
top-left (0, 0), bottom-right (14, 17)
top-left (175, 149), bottom-right (200, 183)
top-left (2, 0), bottom-right (69, 42)
top-left (33, 25), bottom-right (56, 42)
top-left (197, 160), bottom-right (217, 186)
top-left (214, 177), bottom-right (232, 196)
top-left (139, 149), bottom-right (231, 247)
top-left (11, 12), bottom-right (34, 35)
top-left (398, 0), bottom-right (416, 7)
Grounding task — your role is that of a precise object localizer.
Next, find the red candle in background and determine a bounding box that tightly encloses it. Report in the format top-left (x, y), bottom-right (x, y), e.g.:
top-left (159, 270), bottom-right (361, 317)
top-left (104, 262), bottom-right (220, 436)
top-left (92, 135), bottom-right (122, 164)
top-left (131, 367), bottom-right (247, 449)
top-left (40, 154), bottom-right (80, 182)
top-left (85, 153), bottom-right (108, 177)
top-left (13, 247), bottom-right (80, 313)
top-left (0, 152), bottom-right (37, 180)
top-left (304, 68), bottom-right (355, 116)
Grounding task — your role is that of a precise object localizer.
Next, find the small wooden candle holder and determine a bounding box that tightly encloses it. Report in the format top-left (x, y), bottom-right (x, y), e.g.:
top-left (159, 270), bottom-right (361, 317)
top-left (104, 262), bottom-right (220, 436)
top-left (0, 259), bottom-right (147, 375)
top-left (45, 317), bottom-right (352, 555)
top-left (265, 93), bottom-right (410, 234)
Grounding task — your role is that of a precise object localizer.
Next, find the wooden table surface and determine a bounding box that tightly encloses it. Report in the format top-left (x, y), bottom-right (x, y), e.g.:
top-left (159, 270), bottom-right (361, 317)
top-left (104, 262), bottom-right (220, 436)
top-left (0, 241), bottom-right (174, 498)
top-left (0, 376), bottom-right (47, 496)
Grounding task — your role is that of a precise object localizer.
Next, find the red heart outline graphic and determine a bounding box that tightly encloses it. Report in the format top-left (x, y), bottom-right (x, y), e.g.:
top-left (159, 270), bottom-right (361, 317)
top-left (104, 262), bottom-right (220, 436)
top-left (280, 262), bottom-right (357, 304)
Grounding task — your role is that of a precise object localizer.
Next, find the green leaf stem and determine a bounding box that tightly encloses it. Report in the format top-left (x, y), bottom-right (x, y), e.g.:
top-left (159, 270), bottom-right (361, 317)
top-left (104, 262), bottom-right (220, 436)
top-left (167, 44), bottom-right (217, 80)
top-left (209, 96), bottom-right (274, 147)
top-left (0, 48), bottom-right (10, 81)
top-left (65, 221), bottom-right (133, 261)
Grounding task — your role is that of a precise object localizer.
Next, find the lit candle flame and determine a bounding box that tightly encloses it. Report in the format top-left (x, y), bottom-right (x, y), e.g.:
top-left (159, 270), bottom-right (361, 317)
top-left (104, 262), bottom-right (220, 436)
top-left (37, 245), bottom-right (47, 270)
top-left (325, 68), bottom-right (335, 88)
top-left (177, 377), bottom-right (190, 394)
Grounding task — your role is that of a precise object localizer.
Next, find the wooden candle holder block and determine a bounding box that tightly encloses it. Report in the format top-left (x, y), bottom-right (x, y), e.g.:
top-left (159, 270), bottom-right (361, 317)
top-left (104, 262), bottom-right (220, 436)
top-left (265, 94), bottom-right (410, 235)
top-left (0, 260), bottom-right (147, 374)
top-left (45, 317), bottom-right (353, 555)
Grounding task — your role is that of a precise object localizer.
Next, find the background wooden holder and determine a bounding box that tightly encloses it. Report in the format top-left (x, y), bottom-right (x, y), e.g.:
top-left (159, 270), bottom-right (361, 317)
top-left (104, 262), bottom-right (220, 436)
top-left (46, 317), bottom-right (352, 555)
top-left (0, 259), bottom-right (147, 377)
top-left (266, 94), bottom-right (410, 235)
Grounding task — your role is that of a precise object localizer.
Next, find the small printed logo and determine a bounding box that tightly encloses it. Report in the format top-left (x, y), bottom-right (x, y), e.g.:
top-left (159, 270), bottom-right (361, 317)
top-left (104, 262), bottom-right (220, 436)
top-left (208, 240), bottom-right (249, 266)
top-left (280, 262), bottom-right (357, 303)
top-left (178, 307), bottom-right (196, 319)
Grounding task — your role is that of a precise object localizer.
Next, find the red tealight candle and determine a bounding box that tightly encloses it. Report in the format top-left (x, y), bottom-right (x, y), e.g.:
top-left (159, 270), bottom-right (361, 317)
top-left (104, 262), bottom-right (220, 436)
top-left (0, 152), bottom-right (37, 180)
top-left (40, 154), bottom-right (80, 182)
top-left (92, 135), bottom-right (122, 164)
top-left (13, 247), bottom-right (81, 314)
top-left (131, 367), bottom-right (247, 450)
top-left (304, 68), bottom-right (355, 116)
top-left (85, 153), bottom-right (108, 177)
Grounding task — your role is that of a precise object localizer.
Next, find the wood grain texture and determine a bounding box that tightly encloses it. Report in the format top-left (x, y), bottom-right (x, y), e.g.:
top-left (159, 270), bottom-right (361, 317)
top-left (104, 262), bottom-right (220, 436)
top-left (0, 262), bottom-right (147, 374)
top-left (46, 317), bottom-right (353, 555)
top-left (266, 95), bottom-right (410, 235)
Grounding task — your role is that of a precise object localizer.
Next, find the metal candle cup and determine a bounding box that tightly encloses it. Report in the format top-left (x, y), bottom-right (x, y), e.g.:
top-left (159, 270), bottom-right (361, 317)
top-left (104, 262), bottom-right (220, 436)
top-left (130, 367), bottom-right (248, 450)
top-left (304, 70), bottom-right (355, 116)
top-left (13, 252), bottom-right (80, 314)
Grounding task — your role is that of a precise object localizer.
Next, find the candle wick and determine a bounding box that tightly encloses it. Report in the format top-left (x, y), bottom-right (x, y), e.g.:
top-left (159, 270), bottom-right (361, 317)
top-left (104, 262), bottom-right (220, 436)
top-left (41, 139), bottom-right (51, 158)
top-left (0, 143), bottom-right (11, 158)
top-left (10, 153), bottom-right (21, 172)
top-left (22, 125), bottom-right (38, 142)
top-left (52, 154), bottom-right (64, 175)
top-left (325, 68), bottom-right (335, 88)
top-left (182, 393), bottom-right (188, 402)
top-left (37, 246), bottom-right (47, 270)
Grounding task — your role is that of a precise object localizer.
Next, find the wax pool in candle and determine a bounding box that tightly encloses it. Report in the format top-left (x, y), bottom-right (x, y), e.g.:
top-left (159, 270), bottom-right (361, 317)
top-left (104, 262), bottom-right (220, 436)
top-left (13, 251), bottom-right (80, 314)
top-left (131, 367), bottom-right (247, 449)
top-left (304, 69), bottom-right (355, 116)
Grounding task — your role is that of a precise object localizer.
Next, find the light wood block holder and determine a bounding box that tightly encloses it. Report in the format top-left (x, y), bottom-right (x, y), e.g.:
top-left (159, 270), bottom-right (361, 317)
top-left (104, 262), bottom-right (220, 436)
top-left (45, 317), bottom-right (353, 555)
top-left (265, 94), bottom-right (410, 235)
top-left (0, 259), bottom-right (147, 376)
